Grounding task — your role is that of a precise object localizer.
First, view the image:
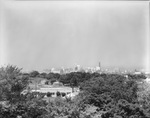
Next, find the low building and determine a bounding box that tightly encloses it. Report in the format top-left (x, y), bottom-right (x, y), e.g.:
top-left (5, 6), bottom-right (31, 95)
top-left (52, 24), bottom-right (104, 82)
top-left (39, 81), bottom-right (73, 97)
top-left (25, 81), bottom-right (79, 98)
top-left (134, 72), bottom-right (142, 75)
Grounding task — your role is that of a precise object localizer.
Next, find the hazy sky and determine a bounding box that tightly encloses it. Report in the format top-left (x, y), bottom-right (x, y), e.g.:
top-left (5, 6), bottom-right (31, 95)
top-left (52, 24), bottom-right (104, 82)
top-left (0, 1), bottom-right (149, 72)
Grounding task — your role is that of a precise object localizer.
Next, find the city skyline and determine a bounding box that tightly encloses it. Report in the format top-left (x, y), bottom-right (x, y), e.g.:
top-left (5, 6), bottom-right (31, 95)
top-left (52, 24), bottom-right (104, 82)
top-left (0, 1), bottom-right (149, 72)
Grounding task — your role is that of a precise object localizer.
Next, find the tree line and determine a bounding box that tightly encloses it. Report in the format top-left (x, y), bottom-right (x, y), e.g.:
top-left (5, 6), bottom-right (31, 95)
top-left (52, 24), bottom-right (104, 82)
top-left (0, 65), bottom-right (149, 118)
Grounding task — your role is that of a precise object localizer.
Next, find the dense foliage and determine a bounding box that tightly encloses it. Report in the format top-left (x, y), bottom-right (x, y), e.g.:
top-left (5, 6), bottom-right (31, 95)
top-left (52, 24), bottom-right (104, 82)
top-left (0, 65), bottom-right (29, 104)
top-left (0, 65), bottom-right (150, 118)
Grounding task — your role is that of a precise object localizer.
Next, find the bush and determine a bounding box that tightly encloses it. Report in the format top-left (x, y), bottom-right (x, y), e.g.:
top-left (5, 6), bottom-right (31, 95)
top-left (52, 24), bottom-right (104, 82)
top-left (56, 91), bottom-right (61, 97)
top-left (47, 92), bottom-right (52, 97)
top-left (61, 92), bottom-right (66, 97)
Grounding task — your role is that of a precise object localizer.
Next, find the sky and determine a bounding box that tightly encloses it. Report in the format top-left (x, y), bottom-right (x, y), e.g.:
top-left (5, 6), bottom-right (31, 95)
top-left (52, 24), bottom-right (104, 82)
top-left (0, 1), bottom-right (149, 72)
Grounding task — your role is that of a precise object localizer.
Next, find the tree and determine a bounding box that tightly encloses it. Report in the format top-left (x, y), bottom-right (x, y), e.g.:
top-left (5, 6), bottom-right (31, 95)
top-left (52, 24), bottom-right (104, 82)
top-left (128, 74), bottom-right (146, 81)
top-left (59, 74), bottom-right (68, 84)
top-left (50, 78), bottom-right (57, 84)
top-left (53, 73), bottom-right (60, 79)
top-left (0, 65), bottom-right (29, 104)
top-left (45, 81), bottom-right (49, 85)
top-left (39, 72), bottom-right (47, 78)
top-left (70, 76), bottom-right (78, 87)
top-left (45, 73), bottom-right (54, 80)
top-left (70, 76), bottom-right (79, 92)
top-left (29, 71), bottom-right (39, 77)
top-left (80, 75), bottom-right (138, 107)
top-left (101, 99), bottom-right (150, 118)
top-left (0, 97), bottom-right (48, 118)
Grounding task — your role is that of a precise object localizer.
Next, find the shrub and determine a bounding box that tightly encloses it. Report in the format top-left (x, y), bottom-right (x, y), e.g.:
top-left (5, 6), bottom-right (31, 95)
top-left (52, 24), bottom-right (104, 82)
top-left (61, 92), bottom-right (66, 97)
top-left (47, 92), bottom-right (52, 97)
top-left (56, 91), bottom-right (61, 97)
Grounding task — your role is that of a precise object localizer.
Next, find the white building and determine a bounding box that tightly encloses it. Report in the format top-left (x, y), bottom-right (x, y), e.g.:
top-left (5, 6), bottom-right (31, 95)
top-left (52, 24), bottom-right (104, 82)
top-left (24, 81), bottom-right (79, 98)
top-left (50, 68), bottom-right (60, 74)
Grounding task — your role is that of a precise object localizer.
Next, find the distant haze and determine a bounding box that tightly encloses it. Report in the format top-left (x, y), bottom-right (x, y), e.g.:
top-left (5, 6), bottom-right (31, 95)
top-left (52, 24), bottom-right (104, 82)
top-left (0, 1), bottom-right (149, 72)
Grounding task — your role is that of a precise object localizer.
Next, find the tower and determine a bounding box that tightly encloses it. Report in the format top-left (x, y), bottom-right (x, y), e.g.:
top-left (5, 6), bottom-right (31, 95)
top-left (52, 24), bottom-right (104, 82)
top-left (99, 62), bottom-right (101, 71)
top-left (99, 62), bottom-right (101, 68)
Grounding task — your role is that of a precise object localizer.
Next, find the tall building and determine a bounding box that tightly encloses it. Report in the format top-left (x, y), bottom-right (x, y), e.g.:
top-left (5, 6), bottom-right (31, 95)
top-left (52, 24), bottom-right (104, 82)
top-left (60, 67), bottom-right (65, 74)
top-left (99, 62), bottom-right (101, 68)
top-left (95, 62), bottom-right (101, 73)
top-left (75, 65), bottom-right (81, 72)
